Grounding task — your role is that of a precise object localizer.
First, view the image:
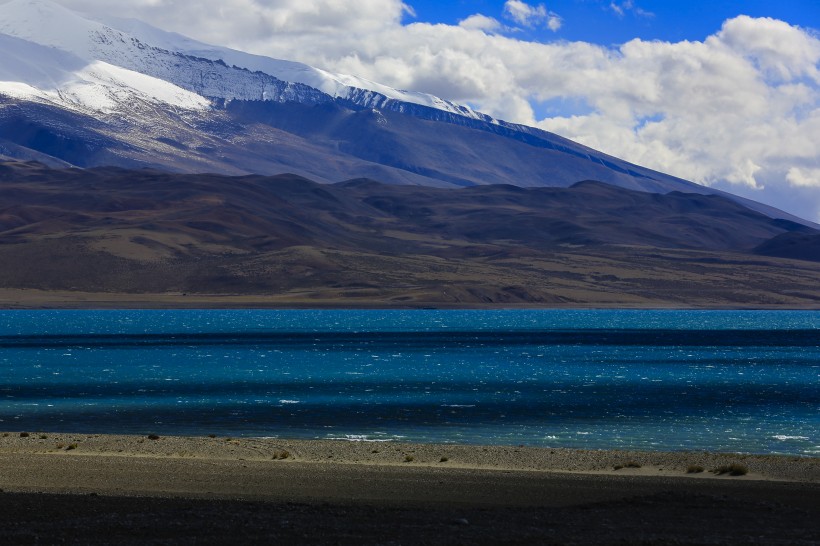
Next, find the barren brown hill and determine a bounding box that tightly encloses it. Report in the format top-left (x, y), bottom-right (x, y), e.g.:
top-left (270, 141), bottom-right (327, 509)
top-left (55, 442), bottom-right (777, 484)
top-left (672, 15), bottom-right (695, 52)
top-left (754, 231), bottom-right (820, 262)
top-left (1, 161), bottom-right (820, 308)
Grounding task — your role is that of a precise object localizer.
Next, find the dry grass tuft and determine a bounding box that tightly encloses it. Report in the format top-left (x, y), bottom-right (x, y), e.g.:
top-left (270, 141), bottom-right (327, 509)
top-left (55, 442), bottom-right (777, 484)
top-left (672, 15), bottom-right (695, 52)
top-left (713, 463), bottom-right (749, 476)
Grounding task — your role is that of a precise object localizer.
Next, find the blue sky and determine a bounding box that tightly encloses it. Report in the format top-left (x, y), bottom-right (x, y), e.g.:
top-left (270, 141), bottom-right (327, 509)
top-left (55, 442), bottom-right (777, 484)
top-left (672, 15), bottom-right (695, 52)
top-left (408, 1), bottom-right (818, 44)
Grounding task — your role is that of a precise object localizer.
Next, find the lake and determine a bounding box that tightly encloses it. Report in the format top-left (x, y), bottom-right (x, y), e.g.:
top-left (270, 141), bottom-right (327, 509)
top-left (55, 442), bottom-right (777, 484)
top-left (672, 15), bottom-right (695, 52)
top-left (0, 309), bottom-right (817, 455)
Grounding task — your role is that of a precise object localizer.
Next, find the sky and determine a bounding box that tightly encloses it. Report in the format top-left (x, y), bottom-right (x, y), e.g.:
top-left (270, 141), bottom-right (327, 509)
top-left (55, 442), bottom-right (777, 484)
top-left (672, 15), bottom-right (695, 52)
top-left (40, 0), bottom-right (820, 221)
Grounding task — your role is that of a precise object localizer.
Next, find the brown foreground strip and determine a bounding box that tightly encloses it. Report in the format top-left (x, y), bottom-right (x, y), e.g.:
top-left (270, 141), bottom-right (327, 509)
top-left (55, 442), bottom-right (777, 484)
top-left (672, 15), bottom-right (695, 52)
top-left (1, 434), bottom-right (818, 544)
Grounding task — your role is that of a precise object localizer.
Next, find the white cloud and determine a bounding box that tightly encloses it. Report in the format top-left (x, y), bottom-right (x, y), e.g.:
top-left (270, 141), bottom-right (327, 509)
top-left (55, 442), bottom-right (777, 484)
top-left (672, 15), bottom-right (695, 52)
top-left (459, 14), bottom-right (502, 33)
top-left (718, 15), bottom-right (820, 83)
top-left (504, 0), bottom-right (545, 27)
top-left (529, 19), bottom-right (820, 201)
top-left (787, 167), bottom-right (820, 187)
top-left (30, 1), bottom-right (820, 221)
top-left (61, 0), bottom-right (415, 48)
top-left (503, 0), bottom-right (560, 31)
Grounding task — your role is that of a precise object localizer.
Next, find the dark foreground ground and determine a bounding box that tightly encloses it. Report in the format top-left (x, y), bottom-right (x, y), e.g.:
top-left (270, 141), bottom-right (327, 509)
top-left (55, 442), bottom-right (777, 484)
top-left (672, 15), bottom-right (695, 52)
top-left (2, 486), bottom-right (818, 545)
top-left (2, 466), bottom-right (818, 545)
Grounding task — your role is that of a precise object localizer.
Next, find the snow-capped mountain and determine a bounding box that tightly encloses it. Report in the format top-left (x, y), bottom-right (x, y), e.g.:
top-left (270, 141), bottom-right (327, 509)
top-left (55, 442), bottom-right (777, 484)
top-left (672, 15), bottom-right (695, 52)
top-left (0, 32), bottom-right (210, 114)
top-left (0, 0), bottom-right (481, 118)
top-left (0, 0), bottom-right (809, 225)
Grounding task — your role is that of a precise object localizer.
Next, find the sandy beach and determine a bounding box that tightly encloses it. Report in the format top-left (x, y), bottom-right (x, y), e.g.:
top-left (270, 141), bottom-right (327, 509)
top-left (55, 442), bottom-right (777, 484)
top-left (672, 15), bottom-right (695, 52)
top-left (1, 432), bottom-right (818, 544)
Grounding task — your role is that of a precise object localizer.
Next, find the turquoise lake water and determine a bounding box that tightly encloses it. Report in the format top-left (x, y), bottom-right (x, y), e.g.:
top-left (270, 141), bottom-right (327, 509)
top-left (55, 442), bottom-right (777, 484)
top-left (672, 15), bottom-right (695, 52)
top-left (0, 309), bottom-right (817, 455)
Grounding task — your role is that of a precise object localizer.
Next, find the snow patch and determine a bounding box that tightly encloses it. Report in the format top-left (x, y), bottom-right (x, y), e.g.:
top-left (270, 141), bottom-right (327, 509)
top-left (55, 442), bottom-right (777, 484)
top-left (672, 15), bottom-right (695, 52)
top-left (0, 55), bottom-right (210, 114)
top-left (0, 2), bottom-right (210, 113)
top-left (71, 61), bottom-right (211, 112)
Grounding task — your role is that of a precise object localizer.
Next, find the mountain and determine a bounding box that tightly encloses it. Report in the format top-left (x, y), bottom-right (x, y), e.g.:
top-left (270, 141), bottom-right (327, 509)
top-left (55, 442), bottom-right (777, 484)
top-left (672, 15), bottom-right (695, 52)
top-left (754, 232), bottom-right (820, 262)
top-left (1, 161), bottom-right (819, 308)
top-left (0, 0), bottom-right (808, 227)
top-left (1, 1), bottom-right (818, 308)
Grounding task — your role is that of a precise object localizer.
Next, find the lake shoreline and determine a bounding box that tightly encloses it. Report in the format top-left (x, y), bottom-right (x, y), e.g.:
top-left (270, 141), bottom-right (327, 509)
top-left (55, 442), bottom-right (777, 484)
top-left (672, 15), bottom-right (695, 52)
top-left (1, 433), bottom-right (819, 544)
top-left (2, 432), bottom-right (818, 485)
top-left (3, 288), bottom-right (820, 310)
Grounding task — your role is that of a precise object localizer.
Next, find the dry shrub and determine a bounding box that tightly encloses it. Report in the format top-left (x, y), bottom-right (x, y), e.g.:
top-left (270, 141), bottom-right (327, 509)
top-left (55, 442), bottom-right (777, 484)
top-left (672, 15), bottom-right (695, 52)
top-left (713, 463), bottom-right (748, 476)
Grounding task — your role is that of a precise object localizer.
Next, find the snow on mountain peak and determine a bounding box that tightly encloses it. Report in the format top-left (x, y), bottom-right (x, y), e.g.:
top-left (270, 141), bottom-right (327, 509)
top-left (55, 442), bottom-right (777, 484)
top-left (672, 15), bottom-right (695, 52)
top-left (0, 1), bottom-right (211, 114)
top-left (0, 0), bottom-right (106, 57)
top-left (67, 61), bottom-right (211, 113)
top-left (0, 0), bottom-right (483, 119)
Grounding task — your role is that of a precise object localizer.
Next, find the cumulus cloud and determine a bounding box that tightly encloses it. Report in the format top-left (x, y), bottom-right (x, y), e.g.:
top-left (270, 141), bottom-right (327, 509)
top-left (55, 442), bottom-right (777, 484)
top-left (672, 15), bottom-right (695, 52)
top-left (503, 0), bottom-right (561, 31)
top-left (459, 14), bottom-right (502, 34)
top-left (718, 15), bottom-right (820, 83)
top-left (531, 17), bottom-right (820, 200)
top-left (38, 1), bottom-right (820, 220)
